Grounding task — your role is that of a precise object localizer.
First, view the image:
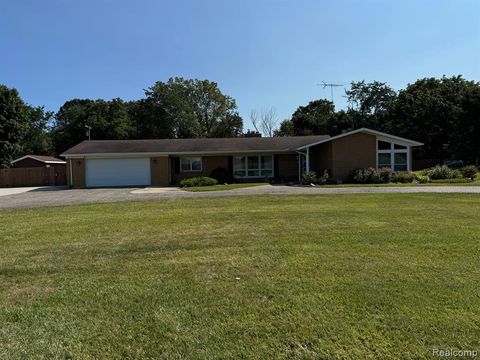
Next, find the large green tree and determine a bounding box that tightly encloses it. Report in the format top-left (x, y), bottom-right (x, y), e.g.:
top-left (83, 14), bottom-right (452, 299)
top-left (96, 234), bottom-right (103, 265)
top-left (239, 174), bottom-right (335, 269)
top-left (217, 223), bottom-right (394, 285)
top-left (0, 85), bottom-right (53, 167)
top-left (126, 99), bottom-right (172, 139)
top-left (145, 77), bottom-right (243, 138)
top-left (51, 98), bottom-right (134, 154)
top-left (387, 76), bottom-right (480, 162)
top-left (276, 99), bottom-right (349, 136)
top-left (0, 85), bottom-right (30, 167)
top-left (345, 81), bottom-right (396, 130)
top-left (23, 106), bottom-right (54, 156)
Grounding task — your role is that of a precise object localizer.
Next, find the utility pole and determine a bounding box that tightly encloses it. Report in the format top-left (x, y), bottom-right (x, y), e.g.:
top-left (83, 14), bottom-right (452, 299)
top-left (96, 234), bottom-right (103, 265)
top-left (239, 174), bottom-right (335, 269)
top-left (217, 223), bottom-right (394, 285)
top-left (317, 81), bottom-right (345, 103)
top-left (85, 125), bottom-right (92, 140)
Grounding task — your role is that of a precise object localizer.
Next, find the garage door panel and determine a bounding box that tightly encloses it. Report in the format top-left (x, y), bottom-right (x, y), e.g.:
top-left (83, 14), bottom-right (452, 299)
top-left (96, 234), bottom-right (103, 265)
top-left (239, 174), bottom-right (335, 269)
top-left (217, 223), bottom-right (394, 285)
top-left (86, 158), bottom-right (151, 187)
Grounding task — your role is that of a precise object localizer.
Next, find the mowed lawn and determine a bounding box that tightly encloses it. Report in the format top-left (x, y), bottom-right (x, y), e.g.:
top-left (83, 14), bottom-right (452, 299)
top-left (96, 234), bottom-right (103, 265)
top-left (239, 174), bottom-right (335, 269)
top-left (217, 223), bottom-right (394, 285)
top-left (0, 195), bottom-right (479, 359)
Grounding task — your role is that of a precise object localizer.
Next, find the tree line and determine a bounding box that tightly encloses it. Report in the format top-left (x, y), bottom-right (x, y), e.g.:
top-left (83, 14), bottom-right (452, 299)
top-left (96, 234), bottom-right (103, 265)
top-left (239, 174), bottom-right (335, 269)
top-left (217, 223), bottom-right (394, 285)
top-left (1, 75), bottom-right (479, 167)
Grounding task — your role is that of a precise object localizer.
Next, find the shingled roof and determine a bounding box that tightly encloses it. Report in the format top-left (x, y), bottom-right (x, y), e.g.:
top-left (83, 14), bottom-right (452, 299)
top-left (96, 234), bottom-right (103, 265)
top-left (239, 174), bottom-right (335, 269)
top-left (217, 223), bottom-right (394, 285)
top-left (61, 135), bottom-right (330, 156)
top-left (11, 155), bottom-right (66, 164)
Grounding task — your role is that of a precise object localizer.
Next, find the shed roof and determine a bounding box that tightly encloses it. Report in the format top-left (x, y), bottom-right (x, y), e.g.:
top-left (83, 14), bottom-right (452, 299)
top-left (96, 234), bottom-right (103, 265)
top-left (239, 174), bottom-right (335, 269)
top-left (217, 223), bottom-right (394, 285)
top-left (12, 155), bottom-right (66, 164)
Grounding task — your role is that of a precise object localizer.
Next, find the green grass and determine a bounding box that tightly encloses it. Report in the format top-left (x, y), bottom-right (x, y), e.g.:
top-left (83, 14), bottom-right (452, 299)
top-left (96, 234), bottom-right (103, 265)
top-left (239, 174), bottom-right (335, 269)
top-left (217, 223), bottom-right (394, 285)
top-left (182, 182), bottom-right (269, 192)
top-left (1, 194), bottom-right (479, 359)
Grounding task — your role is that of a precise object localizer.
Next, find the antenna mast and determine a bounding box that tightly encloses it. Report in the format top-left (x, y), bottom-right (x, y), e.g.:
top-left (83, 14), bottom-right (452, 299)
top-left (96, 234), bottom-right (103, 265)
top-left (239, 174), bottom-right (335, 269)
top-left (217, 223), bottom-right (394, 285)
top-left (317, 81), bottom-right (345, 103)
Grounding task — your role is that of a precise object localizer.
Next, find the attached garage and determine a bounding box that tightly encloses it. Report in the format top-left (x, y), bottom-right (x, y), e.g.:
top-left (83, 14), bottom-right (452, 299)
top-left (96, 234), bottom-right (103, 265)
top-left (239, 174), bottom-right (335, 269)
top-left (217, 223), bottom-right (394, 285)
top-left (85, 158), bottom-right (151, 187)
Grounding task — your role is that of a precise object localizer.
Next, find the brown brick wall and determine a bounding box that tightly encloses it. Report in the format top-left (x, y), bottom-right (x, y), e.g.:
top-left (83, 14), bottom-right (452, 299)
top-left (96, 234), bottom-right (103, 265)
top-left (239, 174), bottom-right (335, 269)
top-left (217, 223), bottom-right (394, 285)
top-left (310, 142), bottom-right (333, 175)
top-left (171, 155), bottom-right (229, 183)
top-left (277, 154), bottom-right (298, 179)
top-left (150, 157), bottom-right (170, 186)
top-left (320, 133), bottom-right (376, 181)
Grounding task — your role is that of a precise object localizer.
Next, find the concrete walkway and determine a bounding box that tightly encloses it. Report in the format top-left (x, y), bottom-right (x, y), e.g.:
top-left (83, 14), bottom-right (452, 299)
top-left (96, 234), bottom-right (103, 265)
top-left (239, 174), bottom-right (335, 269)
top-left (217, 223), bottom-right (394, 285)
top-left (0, 185), bottom-right (479, 210)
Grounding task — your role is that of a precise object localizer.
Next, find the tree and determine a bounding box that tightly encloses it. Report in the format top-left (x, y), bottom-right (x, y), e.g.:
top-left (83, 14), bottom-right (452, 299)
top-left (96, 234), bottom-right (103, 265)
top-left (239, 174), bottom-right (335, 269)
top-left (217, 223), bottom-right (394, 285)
top-left (51, 98), bottom-right (134, 154)
top-left (126, 99), bottom-right (172, 139)
top-left (145, 77), bottom-right (243, 138)
top-left (274, 119), bottom-right (295, 136)
top-left (290, 99), bottom-right (336, 135)
top-left (387, 76), bottom-right (480, 162)
top-left (210, 113), bottom-right (243, 137)
top-left (345, 81), bottom-right (396, 130)
top-left (23, 106), bottom-right (54, 155)
top-left (250, 108), bottom-right (278, 137)
top-left (0, 85), bottom-right (30, 167)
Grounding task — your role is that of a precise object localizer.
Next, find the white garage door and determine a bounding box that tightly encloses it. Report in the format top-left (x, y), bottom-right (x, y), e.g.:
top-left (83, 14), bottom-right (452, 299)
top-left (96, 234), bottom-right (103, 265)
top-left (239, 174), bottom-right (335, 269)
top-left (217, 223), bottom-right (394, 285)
top-left (85, 158), bottom-right (151, 187)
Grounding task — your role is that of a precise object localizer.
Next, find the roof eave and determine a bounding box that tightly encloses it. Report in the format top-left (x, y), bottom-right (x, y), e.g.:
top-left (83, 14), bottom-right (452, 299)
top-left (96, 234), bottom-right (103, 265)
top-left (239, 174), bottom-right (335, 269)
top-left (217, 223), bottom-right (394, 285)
top-left (61, 149), bottom-right (299, 158)
top-left (296, 128), bottom-right (423, 150)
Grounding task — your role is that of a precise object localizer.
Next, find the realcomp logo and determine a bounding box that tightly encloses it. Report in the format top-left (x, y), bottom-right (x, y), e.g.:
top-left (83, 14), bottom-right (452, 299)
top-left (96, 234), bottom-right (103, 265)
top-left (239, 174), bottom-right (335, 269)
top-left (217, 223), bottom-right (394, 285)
top-left (432, 348), bottom-right (478, 358)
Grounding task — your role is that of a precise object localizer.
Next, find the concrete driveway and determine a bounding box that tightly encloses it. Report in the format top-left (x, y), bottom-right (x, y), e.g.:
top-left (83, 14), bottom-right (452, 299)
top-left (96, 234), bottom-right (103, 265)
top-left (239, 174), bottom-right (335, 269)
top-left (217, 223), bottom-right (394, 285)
top-left (0, 184), bottom-right (479, 210)
top-left (0, 186), bottom-right (67, 197)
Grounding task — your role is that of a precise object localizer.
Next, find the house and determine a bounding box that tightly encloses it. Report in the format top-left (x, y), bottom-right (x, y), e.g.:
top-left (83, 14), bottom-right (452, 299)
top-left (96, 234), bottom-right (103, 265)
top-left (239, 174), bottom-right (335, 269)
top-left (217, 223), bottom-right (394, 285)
top-left (11, 155), bottom-right (66, 170)
top-left (61, 128), bottom-right (423, 188)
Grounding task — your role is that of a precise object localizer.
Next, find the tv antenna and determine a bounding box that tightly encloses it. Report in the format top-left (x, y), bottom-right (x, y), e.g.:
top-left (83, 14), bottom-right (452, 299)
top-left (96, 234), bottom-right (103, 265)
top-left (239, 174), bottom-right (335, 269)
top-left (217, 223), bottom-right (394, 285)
top-left (317, 81), bottom-right (346, 103)
top-left (85, 124), bottom-right (92, 140)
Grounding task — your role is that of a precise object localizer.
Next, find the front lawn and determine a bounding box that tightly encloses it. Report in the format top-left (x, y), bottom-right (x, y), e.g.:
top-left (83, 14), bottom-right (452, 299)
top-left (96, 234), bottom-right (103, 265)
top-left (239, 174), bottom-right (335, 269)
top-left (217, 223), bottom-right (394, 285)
top-left (182, 182), bottom-right (269, 192)
top-left (1, 194), bottom-right (479, 358)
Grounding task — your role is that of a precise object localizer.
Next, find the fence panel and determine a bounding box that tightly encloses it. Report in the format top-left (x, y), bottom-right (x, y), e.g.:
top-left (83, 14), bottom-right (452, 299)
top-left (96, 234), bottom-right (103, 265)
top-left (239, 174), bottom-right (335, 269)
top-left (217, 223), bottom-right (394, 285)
top-left (0, 167), bottom-right (67, 187)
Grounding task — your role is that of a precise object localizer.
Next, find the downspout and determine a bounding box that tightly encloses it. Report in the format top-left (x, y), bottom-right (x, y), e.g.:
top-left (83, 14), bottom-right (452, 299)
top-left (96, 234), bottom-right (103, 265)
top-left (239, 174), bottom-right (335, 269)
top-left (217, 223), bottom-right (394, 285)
top-left (306, 147), bottom-right (310, 173)
top-left (296, 150), bottom-right (307, 182)
top-left (69, 158), bottom-right (73, 188)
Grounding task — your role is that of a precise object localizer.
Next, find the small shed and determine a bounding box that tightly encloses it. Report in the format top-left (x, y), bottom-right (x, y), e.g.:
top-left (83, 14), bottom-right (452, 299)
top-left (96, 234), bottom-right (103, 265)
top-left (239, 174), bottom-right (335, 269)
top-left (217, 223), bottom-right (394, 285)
top-left (11, 155), bottom-right (66, 169)
top-left (1, 155), bottom-right (67, 187)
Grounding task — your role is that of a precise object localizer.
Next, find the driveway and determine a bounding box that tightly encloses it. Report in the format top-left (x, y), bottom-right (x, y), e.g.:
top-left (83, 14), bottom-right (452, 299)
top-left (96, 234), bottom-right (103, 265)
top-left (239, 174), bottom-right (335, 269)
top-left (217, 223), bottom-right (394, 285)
top-left (0, 185), bottom-right (479, 210)
top-left (0, 186), bottom-right (66, 197)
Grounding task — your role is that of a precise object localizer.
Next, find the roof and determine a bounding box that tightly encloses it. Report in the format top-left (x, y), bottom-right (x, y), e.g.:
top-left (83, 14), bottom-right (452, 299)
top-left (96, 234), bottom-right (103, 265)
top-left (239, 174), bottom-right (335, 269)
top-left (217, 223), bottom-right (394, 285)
top-left (11, 155), bottom-right (66, 164)
top-left (61, 135), bottom-right (331, 157)
top-left (296, 128), bottom-right (424, 149)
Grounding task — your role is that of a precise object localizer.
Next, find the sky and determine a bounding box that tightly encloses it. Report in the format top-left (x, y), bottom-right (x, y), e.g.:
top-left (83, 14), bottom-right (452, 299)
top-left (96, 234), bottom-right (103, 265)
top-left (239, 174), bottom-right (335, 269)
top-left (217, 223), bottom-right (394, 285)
top-left (1, 0), bottom-right (479, 130)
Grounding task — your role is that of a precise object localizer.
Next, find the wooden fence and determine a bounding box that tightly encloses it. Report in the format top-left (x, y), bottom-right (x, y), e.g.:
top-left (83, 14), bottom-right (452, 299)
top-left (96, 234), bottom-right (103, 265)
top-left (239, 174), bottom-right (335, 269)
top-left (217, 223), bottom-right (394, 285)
top-left (0, 167), bottom-right (66, 187)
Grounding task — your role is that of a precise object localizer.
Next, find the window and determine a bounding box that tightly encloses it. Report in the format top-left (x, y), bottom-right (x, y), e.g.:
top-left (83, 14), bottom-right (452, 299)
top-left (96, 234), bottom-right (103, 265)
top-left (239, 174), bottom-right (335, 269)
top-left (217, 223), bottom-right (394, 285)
top-left (377, 140), bottom-right (409, 172)
top-left (378, 153), bottom-right (391, 168)
top-left (233, 155), bottom-right (273, 178)
top-left (394, 153), bottom-right (408, 171)
top-left (180, 157), bottom-right (202, 172)
top-left (378, 140), bottom-right (391, 150)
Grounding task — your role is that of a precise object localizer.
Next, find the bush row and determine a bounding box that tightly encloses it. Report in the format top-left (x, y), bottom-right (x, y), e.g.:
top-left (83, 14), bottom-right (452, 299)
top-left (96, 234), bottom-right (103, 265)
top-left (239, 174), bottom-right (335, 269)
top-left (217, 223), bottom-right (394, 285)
top-left (180, 165), bottom-right (477, 187)
top-left (180, 176), bottom-right (218, 187)
top-left (420, 165), bottom-right (477, 180)
top-left (351, 165), bottom-right (477, 184)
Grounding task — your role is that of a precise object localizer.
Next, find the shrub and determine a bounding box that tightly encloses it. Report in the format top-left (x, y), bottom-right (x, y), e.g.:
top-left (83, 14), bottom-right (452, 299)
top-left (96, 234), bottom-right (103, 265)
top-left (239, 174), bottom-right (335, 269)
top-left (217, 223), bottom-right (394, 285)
top-left (460, 165), bottom-right (478, 180)
top-left (351, 167), bottom-right (392, 184)
top-left (302, 171), bottom-right (318, 185)
top-left (392, 171), bottom-right (416, 183)
top-left (180, 176), bottom-right (218, 187)
top-left (421, 165), bottom-right (462, 180)
top-left (302, 170), bottom-right (328, 185)
top-left (210, 167), bottom-right (232, 184)
top-left (379, 167), bottom-right (393, 183)
top-left (352, 168), bottom-right (369, 184)
top-left (316, 170), bottom-right (329, 185)
top-left (415, 174), bottom-right (430, 184)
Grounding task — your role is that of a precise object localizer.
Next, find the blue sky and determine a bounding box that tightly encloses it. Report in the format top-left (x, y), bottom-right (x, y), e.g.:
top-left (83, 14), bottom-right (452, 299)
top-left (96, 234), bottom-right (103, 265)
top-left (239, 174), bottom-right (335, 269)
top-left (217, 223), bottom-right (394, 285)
top-left (1, 0), bottom-right (479, 130)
